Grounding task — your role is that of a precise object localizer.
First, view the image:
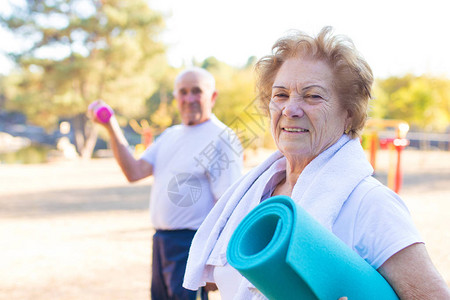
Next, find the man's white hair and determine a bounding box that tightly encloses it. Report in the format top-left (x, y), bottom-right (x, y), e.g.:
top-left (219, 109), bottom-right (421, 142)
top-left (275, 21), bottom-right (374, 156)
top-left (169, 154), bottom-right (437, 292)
top-left (174, 67), bottom-right (216, 91)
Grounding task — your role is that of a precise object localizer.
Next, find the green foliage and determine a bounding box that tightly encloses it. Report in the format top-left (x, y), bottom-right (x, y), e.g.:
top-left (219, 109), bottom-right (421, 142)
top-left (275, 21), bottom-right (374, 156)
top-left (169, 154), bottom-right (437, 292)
top-left (146, 66), bottom-right (180, 132)
top-left (202, 56), bottom-right (270, 149)
top-left (1, 0), bottom-right (167, 158)
top-left (2, 0), bottom-right (449, 159)
top-left (0, 144), bottom-right (50, 164)
top-left (371, 75), bottom-right (450, 132)
top-left (144, 55), bottom-right (270, 149)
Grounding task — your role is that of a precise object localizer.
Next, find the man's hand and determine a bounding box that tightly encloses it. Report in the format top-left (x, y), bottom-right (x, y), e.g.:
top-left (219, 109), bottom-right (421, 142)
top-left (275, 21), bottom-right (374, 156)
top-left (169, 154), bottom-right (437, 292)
top-left (87, 100), bottom-right (114, 125)
top-left (204, 282), bottom-right (218, 292)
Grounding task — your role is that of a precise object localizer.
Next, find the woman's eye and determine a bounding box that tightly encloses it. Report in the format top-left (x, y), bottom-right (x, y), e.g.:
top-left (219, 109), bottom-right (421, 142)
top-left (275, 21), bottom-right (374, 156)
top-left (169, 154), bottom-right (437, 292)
top-left (306, 94), bottom-right (323, 100)
top-left (273, 93), bottom-right (288, 99)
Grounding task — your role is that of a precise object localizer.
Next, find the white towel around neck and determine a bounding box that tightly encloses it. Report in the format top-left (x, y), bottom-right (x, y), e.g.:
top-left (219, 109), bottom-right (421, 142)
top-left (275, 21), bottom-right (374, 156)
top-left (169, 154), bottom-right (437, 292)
top-left (183, 135), bottom-right (374, 296)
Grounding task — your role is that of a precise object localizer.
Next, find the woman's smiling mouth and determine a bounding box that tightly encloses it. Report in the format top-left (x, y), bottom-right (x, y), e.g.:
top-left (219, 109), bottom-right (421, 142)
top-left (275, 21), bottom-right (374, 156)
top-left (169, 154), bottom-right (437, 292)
top-left (282, 127), bottom-right (309, 133)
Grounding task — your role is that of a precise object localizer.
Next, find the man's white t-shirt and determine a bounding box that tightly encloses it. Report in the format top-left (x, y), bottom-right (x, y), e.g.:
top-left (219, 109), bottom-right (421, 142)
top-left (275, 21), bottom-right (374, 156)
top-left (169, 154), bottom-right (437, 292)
top-left (141, 115), bottom-right (243, 230)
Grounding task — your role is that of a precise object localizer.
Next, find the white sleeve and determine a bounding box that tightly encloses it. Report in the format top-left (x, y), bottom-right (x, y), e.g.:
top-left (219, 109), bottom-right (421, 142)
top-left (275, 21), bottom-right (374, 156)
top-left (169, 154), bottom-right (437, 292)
top-left (352, 185), bottom-right (423, 269)
top-left (140, 129), bottom-right (170, 166)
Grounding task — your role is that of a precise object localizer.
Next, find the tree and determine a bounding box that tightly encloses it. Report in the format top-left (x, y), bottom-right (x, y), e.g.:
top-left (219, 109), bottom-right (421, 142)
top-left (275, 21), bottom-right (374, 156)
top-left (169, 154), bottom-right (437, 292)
top-left (372, 75), bottom-right (450, 132)
top-left (0, 0), bottom-right (166, 159)
top-left (146, 67), bottom-right (180, 134)
top-left (200, 56), bottom-right (271, 150)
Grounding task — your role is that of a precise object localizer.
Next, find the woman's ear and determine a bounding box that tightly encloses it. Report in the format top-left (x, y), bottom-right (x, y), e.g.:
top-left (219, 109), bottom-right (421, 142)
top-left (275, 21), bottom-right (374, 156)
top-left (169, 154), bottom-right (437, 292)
top-left (344, 110), bottom-right (352, 134)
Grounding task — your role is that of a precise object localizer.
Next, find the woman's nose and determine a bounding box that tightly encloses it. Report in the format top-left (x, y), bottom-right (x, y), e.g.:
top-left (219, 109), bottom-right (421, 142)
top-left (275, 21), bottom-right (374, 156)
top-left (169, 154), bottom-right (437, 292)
top-left (282, 98), bottom-right (304, 118)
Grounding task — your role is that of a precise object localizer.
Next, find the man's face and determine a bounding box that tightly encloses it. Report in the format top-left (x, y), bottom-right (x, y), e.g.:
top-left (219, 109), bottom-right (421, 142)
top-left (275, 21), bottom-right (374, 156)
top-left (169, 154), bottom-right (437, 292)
top-left (174, 71), bottom-right (217, 126)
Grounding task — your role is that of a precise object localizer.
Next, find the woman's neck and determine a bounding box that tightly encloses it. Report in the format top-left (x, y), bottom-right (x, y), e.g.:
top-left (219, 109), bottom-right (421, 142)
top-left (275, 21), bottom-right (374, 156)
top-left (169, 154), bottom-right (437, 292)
top-left (272, 155), bottom-right (312, 197)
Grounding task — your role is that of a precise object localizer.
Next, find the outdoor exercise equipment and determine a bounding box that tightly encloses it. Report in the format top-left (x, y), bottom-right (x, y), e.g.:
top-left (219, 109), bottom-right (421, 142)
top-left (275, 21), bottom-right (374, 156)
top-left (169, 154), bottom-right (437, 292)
top-left (129, 119), bottom-right (153, 156)
top-left (364, 119), bottom-right (409, 193)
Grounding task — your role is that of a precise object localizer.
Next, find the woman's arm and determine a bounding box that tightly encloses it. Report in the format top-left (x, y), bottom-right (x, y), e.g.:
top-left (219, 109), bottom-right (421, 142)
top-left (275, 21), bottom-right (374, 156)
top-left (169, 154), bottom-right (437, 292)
top-left (378, 243), bottom-right (450, 299)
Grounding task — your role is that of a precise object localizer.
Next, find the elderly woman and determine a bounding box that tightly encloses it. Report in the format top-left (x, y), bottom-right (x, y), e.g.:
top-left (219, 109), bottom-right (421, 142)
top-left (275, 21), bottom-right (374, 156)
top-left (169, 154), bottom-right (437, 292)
top-left (183, 27), bottom-right (450, 299)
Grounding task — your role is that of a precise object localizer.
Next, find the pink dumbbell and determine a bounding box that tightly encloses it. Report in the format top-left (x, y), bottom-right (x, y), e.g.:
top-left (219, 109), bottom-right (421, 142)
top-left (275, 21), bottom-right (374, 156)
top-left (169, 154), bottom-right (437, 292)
top-left (89, 101), bottom-right (114, 123)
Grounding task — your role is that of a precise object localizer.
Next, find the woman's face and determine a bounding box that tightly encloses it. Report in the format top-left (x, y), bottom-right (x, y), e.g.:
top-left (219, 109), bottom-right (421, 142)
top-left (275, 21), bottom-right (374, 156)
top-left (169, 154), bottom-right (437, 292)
top-left (269, 56), bottom-right (350, 162)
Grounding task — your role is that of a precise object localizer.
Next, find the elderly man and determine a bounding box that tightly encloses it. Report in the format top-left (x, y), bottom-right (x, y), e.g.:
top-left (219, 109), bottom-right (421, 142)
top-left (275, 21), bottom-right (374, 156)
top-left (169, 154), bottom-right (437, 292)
top-left (89, 67), bottom-right (243, 299)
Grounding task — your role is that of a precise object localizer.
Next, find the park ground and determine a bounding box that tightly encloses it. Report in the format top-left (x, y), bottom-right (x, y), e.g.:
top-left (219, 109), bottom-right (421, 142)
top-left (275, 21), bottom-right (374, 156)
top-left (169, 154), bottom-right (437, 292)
top-left (0, 148), bottom-right (449, 299)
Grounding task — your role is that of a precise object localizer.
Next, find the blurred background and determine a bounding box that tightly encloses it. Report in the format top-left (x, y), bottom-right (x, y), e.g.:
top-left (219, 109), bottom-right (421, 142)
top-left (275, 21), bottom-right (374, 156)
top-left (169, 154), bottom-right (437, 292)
top-left (0, 0), bottom-right (449, 299)
top-left (1, 0), bottom-right (449, 162)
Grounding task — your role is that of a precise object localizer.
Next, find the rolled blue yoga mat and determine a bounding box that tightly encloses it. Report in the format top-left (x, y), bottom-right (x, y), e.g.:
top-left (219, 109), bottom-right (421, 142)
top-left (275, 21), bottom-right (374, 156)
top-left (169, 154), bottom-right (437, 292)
top-left (227, 195), bottom-right (399, 300)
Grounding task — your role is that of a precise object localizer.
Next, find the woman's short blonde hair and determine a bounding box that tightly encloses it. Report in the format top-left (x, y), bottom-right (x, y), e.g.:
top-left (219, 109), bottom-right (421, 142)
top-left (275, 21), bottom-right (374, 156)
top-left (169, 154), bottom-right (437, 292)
top-left (255, 26), bottom-right (373, 138)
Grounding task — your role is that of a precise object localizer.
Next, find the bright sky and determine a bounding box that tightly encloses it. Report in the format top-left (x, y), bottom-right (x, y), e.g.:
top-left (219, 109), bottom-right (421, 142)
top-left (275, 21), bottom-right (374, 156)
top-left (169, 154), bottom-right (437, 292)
top-left (1, 0), bottom-right (449, 79)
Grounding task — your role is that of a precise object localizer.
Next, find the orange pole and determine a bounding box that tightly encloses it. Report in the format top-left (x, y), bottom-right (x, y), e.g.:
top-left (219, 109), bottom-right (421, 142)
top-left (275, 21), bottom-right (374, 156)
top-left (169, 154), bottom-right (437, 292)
top-left (369, 132), bottom-right (378, 171)
top-left (363, 119), bottom-right (409, 193)
top-left (394, 146), bottom-right (402, 193)
top-left (387, 142), bottom-right (395, 190)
